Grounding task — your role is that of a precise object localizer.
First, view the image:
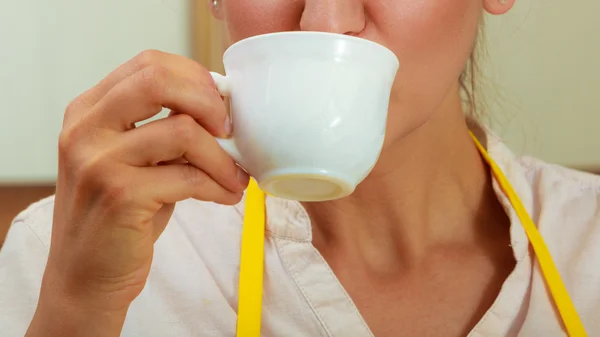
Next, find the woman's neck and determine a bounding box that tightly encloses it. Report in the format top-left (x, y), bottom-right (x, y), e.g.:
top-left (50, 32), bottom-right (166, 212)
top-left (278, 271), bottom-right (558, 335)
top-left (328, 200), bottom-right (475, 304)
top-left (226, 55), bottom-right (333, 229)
top-left (302, 89), bottom-right (510, 275)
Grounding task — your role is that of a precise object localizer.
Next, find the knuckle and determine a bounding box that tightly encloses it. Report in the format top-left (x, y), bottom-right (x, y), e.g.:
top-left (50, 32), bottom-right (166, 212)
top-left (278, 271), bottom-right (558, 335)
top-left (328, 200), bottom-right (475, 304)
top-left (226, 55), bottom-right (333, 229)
top-left (58, 127), bottom-right (77, 157)
top-left (76, 156), bottom-right (133, 205)
top-left (181, 165), bottom-right (208, 191)
top-left (58, 121), bottom-right (104, 166)
top-left (134, 49), bottom-right (162, 68)
top-left (63, 92), bottom-right (94, 126)
top-left (137, 65), bottom-right (167, 101)
top-left (75, 153), bottom-right (108, 187)
top-left (170, 114), bottom-right (196, 144)
top-left (64, 99), bottom-right (82, 120)
top-left (101, 178), bottom-right (134, 207)
top-left (58, 123), bottom-right (91, 162)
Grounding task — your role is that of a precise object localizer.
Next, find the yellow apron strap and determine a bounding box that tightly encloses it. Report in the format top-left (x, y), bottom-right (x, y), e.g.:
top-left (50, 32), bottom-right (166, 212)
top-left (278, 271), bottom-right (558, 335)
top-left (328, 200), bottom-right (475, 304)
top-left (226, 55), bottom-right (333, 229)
top-left (471, 133), bottom-right (587, 337)
top-left (235, 135), bottom-right (587, 337)
top-left (236, 179), bottom-right (265, 337)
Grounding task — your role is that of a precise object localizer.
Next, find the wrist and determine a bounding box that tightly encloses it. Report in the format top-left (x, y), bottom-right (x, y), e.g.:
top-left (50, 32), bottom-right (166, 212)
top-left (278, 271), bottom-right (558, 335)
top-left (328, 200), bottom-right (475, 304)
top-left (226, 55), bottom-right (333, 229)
top-left (27, 287), bottom-right (129, 337)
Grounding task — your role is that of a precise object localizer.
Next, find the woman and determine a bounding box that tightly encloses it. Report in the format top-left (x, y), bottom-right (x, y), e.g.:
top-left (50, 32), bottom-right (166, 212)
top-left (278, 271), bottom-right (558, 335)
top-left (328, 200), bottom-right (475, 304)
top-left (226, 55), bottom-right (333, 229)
top-left (1, 0), bottom-right (599, 336)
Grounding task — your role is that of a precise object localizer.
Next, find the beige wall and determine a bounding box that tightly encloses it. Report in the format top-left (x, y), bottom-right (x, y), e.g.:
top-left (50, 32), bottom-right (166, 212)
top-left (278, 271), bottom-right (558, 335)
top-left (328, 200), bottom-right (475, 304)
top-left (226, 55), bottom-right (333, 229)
top-left (483, 1), bottom-right (600, 169)
top-left (0, 0), bottom-right (191, 183)
top-left (192, 2), bottom-right (226, 73)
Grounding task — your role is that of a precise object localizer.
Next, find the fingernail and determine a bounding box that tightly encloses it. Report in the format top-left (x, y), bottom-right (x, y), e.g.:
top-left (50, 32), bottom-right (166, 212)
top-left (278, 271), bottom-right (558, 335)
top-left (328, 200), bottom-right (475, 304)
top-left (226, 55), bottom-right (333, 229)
top-left (224, 116), bottom-right (232, 137)
top-left (237, 166), bottom-right (250, 186)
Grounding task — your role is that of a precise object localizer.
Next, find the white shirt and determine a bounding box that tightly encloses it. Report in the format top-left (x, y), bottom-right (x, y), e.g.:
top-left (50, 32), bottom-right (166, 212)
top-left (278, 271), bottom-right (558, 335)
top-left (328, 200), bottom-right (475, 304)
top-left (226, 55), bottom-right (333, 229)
top-left (1, 133), bottom-right (600, 337)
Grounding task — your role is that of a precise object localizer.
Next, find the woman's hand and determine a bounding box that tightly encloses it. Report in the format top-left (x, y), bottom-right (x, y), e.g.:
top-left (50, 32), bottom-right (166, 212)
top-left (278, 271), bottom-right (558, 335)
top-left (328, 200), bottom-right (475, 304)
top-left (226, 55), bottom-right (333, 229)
top-left (27, 50), bottom-right (249, 337)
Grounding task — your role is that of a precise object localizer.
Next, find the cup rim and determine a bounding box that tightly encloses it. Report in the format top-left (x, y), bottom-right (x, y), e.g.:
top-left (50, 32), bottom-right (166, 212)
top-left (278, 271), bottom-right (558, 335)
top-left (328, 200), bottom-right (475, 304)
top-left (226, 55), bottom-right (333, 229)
top-left (223, 31), bottom-right (399, 68)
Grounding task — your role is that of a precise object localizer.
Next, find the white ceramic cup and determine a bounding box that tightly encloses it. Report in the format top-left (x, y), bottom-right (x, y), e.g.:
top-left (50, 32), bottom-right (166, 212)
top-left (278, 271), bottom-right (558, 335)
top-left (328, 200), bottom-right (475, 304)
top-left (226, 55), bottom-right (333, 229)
top-left (210, 31), bottom-right (399, 202)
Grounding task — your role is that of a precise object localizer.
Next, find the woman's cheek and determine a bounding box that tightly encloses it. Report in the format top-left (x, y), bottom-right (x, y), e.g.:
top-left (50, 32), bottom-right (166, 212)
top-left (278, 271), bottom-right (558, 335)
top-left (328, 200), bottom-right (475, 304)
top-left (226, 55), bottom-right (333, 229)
top-left (373, 0), bottom-right (482, 141)
top-left (376, 0), bottom-right (480, 63)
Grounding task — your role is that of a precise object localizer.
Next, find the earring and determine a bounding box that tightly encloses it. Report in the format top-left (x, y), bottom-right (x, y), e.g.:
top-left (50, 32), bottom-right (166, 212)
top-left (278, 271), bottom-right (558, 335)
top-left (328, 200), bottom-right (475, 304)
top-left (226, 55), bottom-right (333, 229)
top-left (499, 0), bottom-right (507, 4)
top-left (212, 0), bottom-right (218, 9)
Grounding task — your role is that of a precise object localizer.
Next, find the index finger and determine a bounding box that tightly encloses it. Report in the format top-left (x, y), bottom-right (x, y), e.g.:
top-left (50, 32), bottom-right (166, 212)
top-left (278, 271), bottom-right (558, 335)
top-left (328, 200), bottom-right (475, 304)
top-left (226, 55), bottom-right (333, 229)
top-left (65, 50), bottom-right (216, 125)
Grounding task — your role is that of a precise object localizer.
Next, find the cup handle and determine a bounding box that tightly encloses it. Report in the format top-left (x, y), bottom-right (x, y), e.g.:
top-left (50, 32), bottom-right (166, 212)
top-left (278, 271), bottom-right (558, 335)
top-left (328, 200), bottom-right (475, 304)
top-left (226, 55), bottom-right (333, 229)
top-left (210, 71), bottom-right (232, 96)
top-left (210, 72), bottom-right (243, 164)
